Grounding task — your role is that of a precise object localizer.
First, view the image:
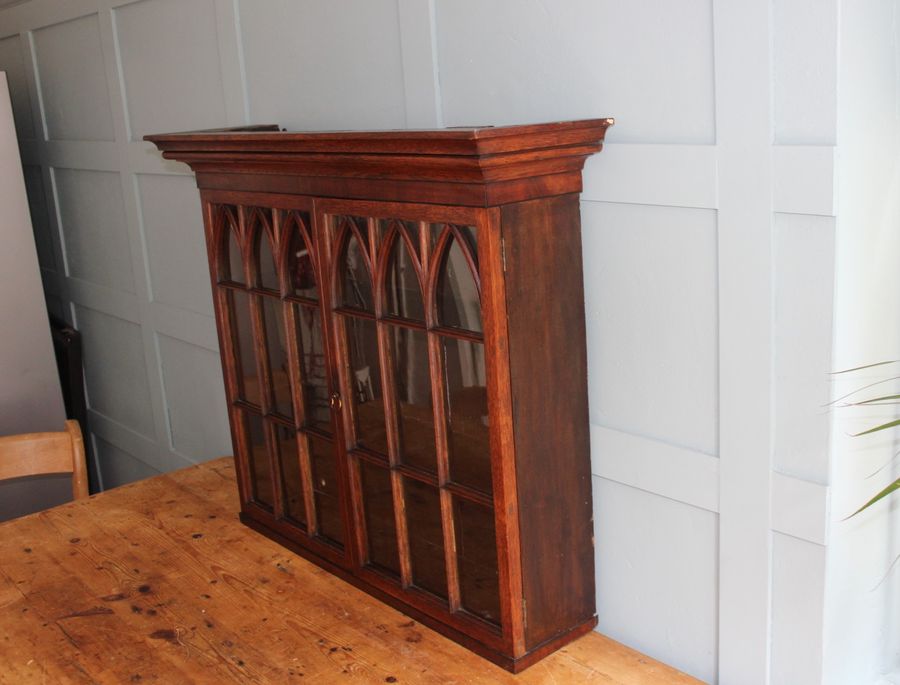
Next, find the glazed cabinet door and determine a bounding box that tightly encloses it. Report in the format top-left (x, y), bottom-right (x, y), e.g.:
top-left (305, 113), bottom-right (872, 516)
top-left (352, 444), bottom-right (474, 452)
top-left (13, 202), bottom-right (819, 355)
top-left (321, 200), bottom-right (506, 642)
top-left (203, 197), bottom-right (349, 566)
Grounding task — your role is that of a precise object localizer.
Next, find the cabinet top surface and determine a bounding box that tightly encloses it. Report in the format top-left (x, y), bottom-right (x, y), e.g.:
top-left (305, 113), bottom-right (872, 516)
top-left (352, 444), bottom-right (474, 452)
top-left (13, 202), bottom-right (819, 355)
top-left (144, 118), bottom-right (613, 156)
top-left (144, 118), bottom-right (614, 206)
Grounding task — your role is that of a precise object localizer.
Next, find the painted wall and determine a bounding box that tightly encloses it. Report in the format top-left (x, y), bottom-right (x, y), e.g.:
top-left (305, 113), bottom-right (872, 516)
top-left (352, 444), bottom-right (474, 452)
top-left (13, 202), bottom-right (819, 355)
top-left (825, 1), bottom-right (900, 683)
top-left (0, 71), bottom-right (68, 519)
top-left (0, 0), bottom-right (889, 682)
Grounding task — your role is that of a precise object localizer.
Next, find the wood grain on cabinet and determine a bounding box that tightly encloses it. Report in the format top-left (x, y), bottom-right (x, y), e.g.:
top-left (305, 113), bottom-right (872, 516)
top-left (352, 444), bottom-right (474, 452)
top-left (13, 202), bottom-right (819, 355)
top-left (146, 119), bottom-right (613, 672)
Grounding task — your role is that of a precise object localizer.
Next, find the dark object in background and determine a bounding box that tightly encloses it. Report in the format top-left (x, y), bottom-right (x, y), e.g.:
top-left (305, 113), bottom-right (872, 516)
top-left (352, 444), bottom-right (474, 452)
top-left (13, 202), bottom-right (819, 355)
top-left (49, 316), bottom-right (97, 493)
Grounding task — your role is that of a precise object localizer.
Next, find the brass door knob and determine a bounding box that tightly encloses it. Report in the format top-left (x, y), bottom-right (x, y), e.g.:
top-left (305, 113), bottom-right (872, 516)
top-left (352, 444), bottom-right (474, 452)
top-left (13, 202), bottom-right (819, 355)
top-left (329, 392), bottom-right (342, 411)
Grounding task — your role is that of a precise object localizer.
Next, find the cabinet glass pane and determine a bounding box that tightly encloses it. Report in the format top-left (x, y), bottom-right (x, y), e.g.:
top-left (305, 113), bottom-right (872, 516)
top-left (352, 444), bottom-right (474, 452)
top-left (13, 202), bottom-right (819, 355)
top-left (391, 325), bottom-right (436, 473)
top-left (404, 478), bottom-right (447, 600)
top-left (453, 497), bottom-right (500, 625)
top-left (309, 435), bottom-right (343, 545)
top-left (340, 229), bottom-right (373, 311)
top-left (229, 290), bottom-right (260, 406)
top-left (359, 460), bottom-right (400, 577)
top-left (443, 338), bottom-right (491, 493)
top-left (222, 221), bottom-right (244, 284)
top-left (256, 229), bottom-right (279, 291)
top-left (345, 316), bottom-right (388, 455)
top-left (296, 304), bottom-right (330, 433)
top-left (380, 219), bottom-right (420, 259)
top-left (384, 235), bottom-right (424, 321)
top-left (275, 423), bottom-right (305, 526)
top-left (436, 231), bottom-right (481, 334)
top-left (287, 219), bottom-right (317, 299)
top-left (245, 412), bottom-right (273, 509)
top-left (262, 297), bottom-right (293, 418)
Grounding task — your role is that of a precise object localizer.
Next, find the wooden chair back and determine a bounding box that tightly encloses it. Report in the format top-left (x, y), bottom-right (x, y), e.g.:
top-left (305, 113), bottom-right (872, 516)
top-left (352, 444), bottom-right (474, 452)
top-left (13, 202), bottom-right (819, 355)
top-left (0, 420), bottom-right (88, 500)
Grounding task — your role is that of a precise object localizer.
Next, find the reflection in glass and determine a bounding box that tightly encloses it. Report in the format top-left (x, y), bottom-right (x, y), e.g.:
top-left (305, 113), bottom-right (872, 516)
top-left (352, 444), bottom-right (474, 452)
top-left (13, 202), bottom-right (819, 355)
top-left (391, 326), bottom-right (436, 473)
top-left (385, 234), bottom-right (424, 321)
top-left (340, 226), bottom-right (373, 311)
top-left (246, 412), bottom-right (273, 509)
top-left (437, 237), bottom-right (482, 333)
top-left (455, 225), bottom-right (478, 265)
top-left (429, 223), bottom-right (445, 249)
top-left (359, 460), bottom-right (400, 576)
top-left (309, 435), bottom-right (343, 545)
top-left (443, 338), bottom-right (491, 493)
top-left (276, 424), bottom-right (305, 526)
top-left (454, 497), bottom-right (500, 624)
top-left (345, 316), bottom-right (388, 455)
top-left (226, 226), bottom-right (244, 283)
top-left (262, 297), bottom-right (293, 418)
top-left (229, 290), bottom-right (260, 406)
top-left (257, 229), bottom-right (279, 291)
top-left (404, 478), bottom-right (447, 600)
top-left (296, 304), bottom-right (331, 432)
top-left (287, 218), bottom-right (317, 299)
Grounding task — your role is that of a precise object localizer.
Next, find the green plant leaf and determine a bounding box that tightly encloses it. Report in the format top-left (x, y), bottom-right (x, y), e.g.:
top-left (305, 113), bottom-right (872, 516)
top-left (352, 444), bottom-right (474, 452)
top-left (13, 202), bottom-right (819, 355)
top-left (849, 476), bottom-right (900, 517)
top-left (844, 394), bottom-right (900, 406)
top-left (831, 360), bottom-right (899, 375)
top-left (832, 360), bottom-right (900, 375)
top-left (827, 375), bottom-right (900, 406)
top-left (852, 418), bottom-right (900, 437)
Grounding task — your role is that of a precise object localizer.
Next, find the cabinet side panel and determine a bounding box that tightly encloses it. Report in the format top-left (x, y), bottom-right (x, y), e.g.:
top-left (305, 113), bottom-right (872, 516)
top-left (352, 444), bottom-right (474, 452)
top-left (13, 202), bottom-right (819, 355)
top-left (501, 194), bottom-right (595, 650)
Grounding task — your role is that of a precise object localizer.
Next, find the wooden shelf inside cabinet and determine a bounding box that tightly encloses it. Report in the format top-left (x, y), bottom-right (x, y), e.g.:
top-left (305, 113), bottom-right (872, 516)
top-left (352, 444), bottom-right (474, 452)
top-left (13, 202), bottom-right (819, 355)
top-left (146, 118), bottom-right (614, 673)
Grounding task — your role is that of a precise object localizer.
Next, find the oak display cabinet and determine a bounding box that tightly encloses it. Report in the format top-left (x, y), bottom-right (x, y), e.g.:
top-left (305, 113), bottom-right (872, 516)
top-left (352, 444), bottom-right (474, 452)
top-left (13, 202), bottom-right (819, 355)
top-left (146, 118), bottom-right (613, 672)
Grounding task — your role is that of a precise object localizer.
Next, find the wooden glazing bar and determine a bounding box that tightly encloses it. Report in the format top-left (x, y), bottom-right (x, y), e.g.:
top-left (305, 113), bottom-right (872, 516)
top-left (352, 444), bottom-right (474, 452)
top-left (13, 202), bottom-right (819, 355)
top-left (380, 315), bottom-right (427, 331)
top-left (203, 199), bottom-right (253, 506)
top-left (427, 317), bottom-right (461, 612)
top-left (418, 220), bottom-right (430, 268)
top-left (271, 208), bottom-right (320, 532)
top-left (478, 207), bottom-right (525, 655)
top-left (240, 205), bottom-right (284, 518)
top-left (430, 326), bottom-right (484, 343)
top-left (281, 301), bottom-right (318, 533)
top-left (333, 306), bottom-right (376, 320)
top-left (284, 293), bottom-right (319, 307)
top-left (317, 207), bottom-right (362, 568)
top-left (443, 481), bottom-right (494, 508)
top-left (371, 218), bottom-right (413, 586)
top-left (393, 462), bottom-right (440, 488)
top-left (350, 447), bottom-right (391, 469)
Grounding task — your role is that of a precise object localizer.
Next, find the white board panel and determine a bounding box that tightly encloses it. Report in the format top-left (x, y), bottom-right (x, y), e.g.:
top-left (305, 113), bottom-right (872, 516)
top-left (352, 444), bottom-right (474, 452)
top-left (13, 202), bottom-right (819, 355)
top-left (434, 0), bottom-right (715, 143)
top-left (239, 0), bottom-right (406, 130)
top-left (0, 33), bottom-right (34, 138)
top-left (773, 145), bottom-right (836, 217)
top-left (774, 213), bottom-right (835, 483)
top-left (32, 13), bottom-right (115, 141)
top-left (93, 435), bottom-right (161, 489)
top-left (53, 167), bottom-right (134, 293)
top-left (114, 0), bottom-right (227, 140)
top-left (136, 173), bottom-right (212, 316)
top-left (773, 0), bottom-right (838, 144)
top-left (594, 476), bottom-right (718, 683)
top-left (157, 332), bottom-right (231, 461)
top-left (591, 424), bottom-right (720, 513)
top-left (75, 304), bottom-right (155, 438)
top-left (582, 201), bottom-right (718, 455)
top-left (22, 164), bottom-right (54, 269)
top-left (770, 533), bottom-right (826, 684)
top-left (582, 144), bottom-right (717, 209)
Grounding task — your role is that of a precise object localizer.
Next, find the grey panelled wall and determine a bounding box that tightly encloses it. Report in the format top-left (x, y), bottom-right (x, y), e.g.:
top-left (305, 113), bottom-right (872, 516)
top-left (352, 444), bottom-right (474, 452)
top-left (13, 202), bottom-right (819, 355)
top-left (0, 0), bottom-right (879, 683)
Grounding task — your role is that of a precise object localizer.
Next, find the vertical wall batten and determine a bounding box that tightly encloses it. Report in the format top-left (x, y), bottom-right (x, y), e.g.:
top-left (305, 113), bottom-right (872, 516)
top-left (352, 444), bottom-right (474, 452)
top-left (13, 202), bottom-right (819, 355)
top-left (713, 1), bottom-right (775, 683)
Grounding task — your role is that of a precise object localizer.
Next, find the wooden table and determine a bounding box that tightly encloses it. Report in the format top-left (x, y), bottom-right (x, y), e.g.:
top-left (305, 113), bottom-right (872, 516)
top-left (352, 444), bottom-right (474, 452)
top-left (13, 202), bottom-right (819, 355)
top-left (0, 458), bottom-right (703, 684)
